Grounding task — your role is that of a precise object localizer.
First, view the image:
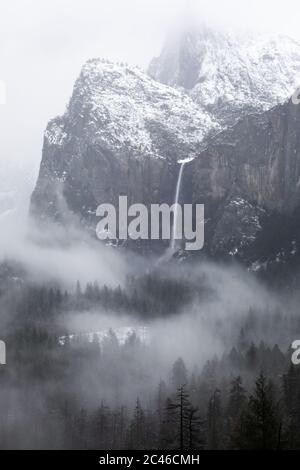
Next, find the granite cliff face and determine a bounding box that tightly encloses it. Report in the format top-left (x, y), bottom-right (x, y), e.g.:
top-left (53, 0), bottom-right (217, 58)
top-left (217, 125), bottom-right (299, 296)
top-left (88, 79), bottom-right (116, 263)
top-left (191, 99), bottom-right (300, 213)
top-left (181, 97), bottom-right (300, 268)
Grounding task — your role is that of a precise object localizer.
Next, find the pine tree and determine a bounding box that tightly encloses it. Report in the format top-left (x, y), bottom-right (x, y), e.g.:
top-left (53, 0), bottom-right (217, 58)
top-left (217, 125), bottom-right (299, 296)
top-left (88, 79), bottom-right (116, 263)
top-left (227, 376), bottom-right (246, 419)
top-left (237, 327), bottom-right (248, 353)
top-left (227, 376), bottom-right (247, 449)
top-left (245, 342), bottom-right (258, 371)
top-left (156, 380), bottom-right (167, 446)
top-left (166, 385), bottom-right (191, 450)
top-left (160, 397), bottom-right (176, 449)
top-left (187, 406), bottom-right (205, 450)
top-left (127, 398), bottom-right (146, 449)
top-left (171, 358), bottom-right (188, 389)
top-left (93, 402), bottom-right (111, 449)
top-left (207, 388), bottom-right (222, 449)
top-left (282, 364), bottom-right (300, 448)
top-left (235, 373), bottom-right (281, 449)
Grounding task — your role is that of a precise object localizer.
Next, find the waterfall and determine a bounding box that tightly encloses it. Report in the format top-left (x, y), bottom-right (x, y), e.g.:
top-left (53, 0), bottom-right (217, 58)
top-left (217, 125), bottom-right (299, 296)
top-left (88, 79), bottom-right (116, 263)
top-left (170, 161), bottom-right (186, 252)
top-left (155, 157), bottom-right (193, 264)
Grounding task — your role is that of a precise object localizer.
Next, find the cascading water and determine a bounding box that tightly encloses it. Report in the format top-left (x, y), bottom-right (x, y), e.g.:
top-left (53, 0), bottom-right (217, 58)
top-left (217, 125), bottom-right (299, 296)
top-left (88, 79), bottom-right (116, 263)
top-left (170, 161), bottom-right (186, 252)
top-left (156, 157), bottom-right (194, 264)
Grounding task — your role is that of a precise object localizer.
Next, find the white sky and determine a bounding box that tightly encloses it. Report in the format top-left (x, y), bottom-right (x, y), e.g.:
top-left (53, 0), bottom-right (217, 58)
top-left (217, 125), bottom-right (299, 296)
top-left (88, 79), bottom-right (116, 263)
top-left (1, 0), bottom-right (300, 175)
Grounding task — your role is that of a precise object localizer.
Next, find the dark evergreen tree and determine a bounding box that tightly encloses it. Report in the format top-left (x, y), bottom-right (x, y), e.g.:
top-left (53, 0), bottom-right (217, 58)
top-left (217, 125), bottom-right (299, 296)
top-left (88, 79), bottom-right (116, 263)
top-left (166, 385), bottom-right (192, 450)
top-left (187, 406), bottom-right (205, 450)
top-left (234, 373), bottom-right (281, 450)
top-left (172, 358), bottom-right (188, 389)
top-left (227, 376), bottom-right (246, 419)
top-left (127, 398), bottom-right (146, 449)
top-left (207, 389), bottom-right (222, 449)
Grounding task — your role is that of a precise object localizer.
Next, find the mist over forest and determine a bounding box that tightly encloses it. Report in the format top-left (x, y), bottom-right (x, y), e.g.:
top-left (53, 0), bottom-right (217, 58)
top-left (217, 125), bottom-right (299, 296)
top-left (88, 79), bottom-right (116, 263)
top-left (0, 218), bottom-right (299, 449)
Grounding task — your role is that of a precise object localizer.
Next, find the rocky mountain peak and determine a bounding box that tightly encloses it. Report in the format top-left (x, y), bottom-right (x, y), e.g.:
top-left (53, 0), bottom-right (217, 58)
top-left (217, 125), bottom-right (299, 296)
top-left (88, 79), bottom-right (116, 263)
top-left (149, 27), bottom-right (300, 124)
top-left (63, 58), bottom-right (219, 159)
top-left (30, 59), bottom-right (219, 225)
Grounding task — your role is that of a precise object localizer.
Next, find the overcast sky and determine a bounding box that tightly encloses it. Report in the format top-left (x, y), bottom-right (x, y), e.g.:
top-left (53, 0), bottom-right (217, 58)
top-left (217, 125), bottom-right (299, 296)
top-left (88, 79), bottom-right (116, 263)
top-left (1, 0), bottom-right (300, 177)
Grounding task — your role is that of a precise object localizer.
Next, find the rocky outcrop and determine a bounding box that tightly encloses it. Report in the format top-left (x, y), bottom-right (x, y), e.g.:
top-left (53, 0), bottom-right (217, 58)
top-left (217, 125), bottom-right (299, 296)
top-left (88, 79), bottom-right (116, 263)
top-left (184, 97), bottom-right (300, 264)
top-left (190, 99), bottom-right (300, 213)
top-left (30, 59), bottom-right (218, 230)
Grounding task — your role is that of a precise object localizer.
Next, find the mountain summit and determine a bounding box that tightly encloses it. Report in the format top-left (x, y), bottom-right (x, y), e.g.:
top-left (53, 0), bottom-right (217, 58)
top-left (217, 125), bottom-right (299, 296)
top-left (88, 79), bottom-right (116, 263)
top-left (149, 27), bottom-right (300, 124)
top-left (30, 59), bottom-right (218, 225)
